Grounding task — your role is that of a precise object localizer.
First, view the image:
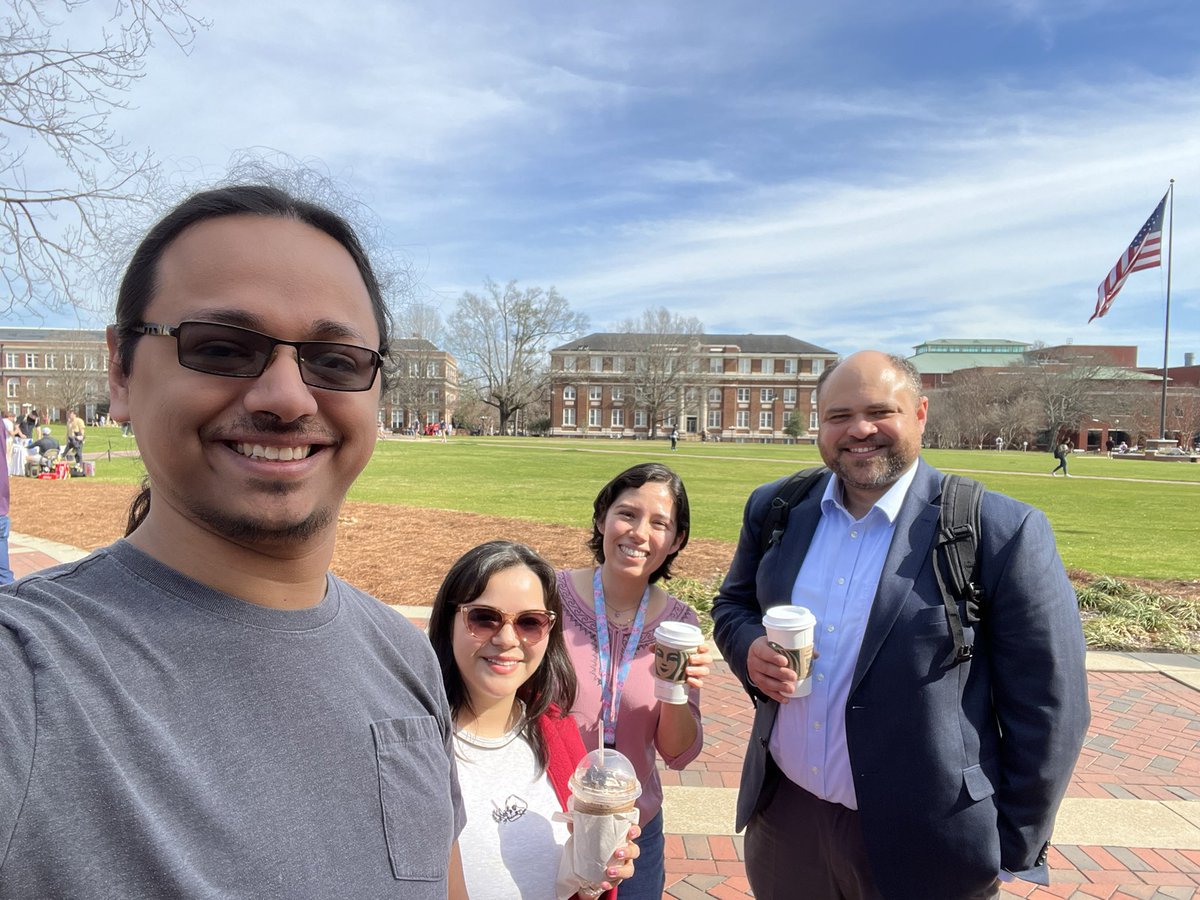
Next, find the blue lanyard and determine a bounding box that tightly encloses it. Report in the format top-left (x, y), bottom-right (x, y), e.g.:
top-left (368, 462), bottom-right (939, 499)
top-left (593, 567), bottom-right (650, 747)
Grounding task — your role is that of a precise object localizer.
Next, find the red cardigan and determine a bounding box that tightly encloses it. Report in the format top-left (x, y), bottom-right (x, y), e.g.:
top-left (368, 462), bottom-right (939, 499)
top-left (536, 705), bottom-right (618, 900)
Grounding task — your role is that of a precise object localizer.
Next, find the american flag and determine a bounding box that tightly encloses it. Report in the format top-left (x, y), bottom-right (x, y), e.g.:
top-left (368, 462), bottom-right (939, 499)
top-left (1090, 192), bottom-right (1168, 323)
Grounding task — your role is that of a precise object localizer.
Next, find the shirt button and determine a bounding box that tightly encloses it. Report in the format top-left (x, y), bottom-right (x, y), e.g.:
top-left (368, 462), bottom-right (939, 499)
top-left (811, 766), bottom-right (819, 775)
top-left (827, 625), bottom-right (835, 633)
top-left (816, 673), bottom-right (825, 682)
top-left (837, 577), bottom-right (845, 585)
top-left (813, 722), bottom-right (822, 730)
top-left (850, 530), bottom-right (858, 538)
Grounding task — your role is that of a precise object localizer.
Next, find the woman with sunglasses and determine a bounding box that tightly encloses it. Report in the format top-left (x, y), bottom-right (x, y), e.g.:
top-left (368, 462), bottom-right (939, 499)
top-left (427, 541), bottom-right (639, 899)
top-left (559, 463), bottom-right (711, 900)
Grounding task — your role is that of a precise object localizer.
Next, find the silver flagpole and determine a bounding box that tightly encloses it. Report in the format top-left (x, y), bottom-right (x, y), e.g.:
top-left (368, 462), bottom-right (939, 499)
top-left (1159, 179), bottom-right (1174, 440)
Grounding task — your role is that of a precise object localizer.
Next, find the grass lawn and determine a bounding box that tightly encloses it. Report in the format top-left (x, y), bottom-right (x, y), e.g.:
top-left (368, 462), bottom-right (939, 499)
top-left (79, 433), bottom-right (1198, 581)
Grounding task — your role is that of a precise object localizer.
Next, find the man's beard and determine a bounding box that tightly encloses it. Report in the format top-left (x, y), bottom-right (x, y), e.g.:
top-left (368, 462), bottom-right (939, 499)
top-left (827, 445), bottom-right (912, 493)
top-left (189, 480), bottom-right (335, 545)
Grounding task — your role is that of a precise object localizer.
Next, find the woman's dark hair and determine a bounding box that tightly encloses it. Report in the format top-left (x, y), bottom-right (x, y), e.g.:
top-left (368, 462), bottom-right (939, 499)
top-left (587, 462), bottom-right (690, 583)
top-left (116, 184), bottom-right (394, 536)
top-left (426, 540), bottom-right (577, 770)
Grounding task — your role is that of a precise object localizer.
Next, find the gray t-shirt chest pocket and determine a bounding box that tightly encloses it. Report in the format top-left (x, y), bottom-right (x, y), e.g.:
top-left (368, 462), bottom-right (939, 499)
top-left (371, 716), bottom-right (453, 881)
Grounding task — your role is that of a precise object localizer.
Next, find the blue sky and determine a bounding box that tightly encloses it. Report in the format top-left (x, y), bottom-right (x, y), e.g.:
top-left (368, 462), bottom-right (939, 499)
top-left (22, 0), bottom-right (1200, 366)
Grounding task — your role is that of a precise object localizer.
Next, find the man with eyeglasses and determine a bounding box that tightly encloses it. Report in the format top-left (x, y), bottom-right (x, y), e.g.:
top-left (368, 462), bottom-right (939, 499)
top-left (0, 186), bottom-right (468, 899)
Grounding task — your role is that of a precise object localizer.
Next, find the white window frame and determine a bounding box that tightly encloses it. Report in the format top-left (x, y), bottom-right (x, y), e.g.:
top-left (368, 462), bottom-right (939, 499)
top-left (736, 410), bottom-right (749, 429)
top-left (759, 411), bottom-right (774, 430)
top-left (588, 385), bottom-right (602, 401)
top-left (708, 388), bottom-right (721, 403)
top-left (634, 410), bottom-right (647, 428)
top-left (612, 356), bottom-right (625, 373)
top-left (707, 409), bottom-right (721, 428)
top-left (760, 388), bottom-right (774, 403)
top-left (736, 387), bottom-right (750, 403)
top-left (783, 358), bottom-right (797, 374)
top-left (612, 408), bottom-right (625, 427)
top-left (709, 357), bottom-right (724, 374)
top-left (809, 410), bottom-right (819, 430)
top-left (611, 386), bottom-right (624, 401)
top-left (761, 358), bottom-right (774, 375)
top-left (783, 388), bottom-right (797, 404)
top-left (737, 358), bottom-right (751, 374)
top-left (24, 354), bottom-right (36, 368)
top-left (562, 407), bottom-right (576, 426)
top-left (563, 356), bottom-right (576, 371)
top-left (563, 386), bottom-right (576, 401)
top-left (589, 408), bottom-right (601, 427)
top-left (812, 359), bottom-right (825, 375)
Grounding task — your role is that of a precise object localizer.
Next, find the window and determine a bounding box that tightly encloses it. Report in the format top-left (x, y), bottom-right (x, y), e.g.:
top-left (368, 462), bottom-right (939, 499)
top-left (736, 410), bottom-right (749, 429)
top-left (687, 358), bottom-right (700, 373)
top-left (760, 388), bottom-right (775, 403)
top-left (391, 409), bottom-right (403, 430)
top-left (736, 388), bottom-right (750, 403)
top-left (708, 388), bottom-right (721, 403)
top-left (563, 408), bottom-right (576, 426)
top-left (812, 359), bottom-right (825, 375)
top-left (635, 410), bottom-right (647, 428)
top-left (707, 409), bottom-right (721, 428)
top-left (783, 358), bottom-right (797, 374)
top-left (589, 408), bottom-right (601, 427)
top-left (685, 388), bottom-right (697, 403)
top-left (563, 386), bottom-right (576, 401)
top-left (589, 386), bottom-right (602, 401)
top-left (427, 362), bottom-right (440, 378)
top-left (4, 353), bottom-right (15, 368)
top-left (612, 408), bottom-right (625, 427)
top-left (809, 411), bottom-right (819, 430)
top-left (612, 356), bottom-right (624, 373)
top-left (810, 390), bottom-right (817, 405)
top-left (408, 361), bottom-right (421, 377)
top-left (426, 389), bottom-right (440, 403)
top-left (759, 411), bottom-right (774, 430)
top-left (761, 358), bottom-right (774, 375)
top-left (562, 356), bottom-right (576, 371)
top-left (590, 356), bottom-right (604, 372)
top-left (709, 357), bottom-right (724, 374)
top-left (611, 386), bottom-right (624, 401)
top-left (737, 358), bottom-right (751, 374)
top-left (45, 354), bottom-right (57, 369)
top-left (5, 380), bottom-right (17, 398)
top-left (783, 388), bottom-right (797, 404)
top-left (25, 354), bottom-right (36, 368)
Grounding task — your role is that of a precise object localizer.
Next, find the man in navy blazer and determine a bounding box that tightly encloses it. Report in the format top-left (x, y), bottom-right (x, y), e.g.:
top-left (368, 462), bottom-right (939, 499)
top-left (712, 351), bottom-right (1089, 900)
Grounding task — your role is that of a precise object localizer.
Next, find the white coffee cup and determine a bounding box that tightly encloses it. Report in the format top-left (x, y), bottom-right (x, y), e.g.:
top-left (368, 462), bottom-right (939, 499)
top-left (652, 621), bottom-right (704, 704)
top-left (762, 606), bottom-right (817, 697)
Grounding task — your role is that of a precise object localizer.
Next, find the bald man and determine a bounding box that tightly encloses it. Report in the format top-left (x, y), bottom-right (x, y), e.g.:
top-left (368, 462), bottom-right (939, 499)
top-left (713, 351), bottom-right (1089, 900)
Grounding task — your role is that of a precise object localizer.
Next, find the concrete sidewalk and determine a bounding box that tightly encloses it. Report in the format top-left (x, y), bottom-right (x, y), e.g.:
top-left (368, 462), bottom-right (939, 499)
top-left (7, 532), bottom-right (1200, 899)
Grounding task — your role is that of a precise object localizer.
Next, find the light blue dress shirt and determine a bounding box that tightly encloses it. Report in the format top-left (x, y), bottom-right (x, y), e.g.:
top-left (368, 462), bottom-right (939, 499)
top-left (768, 462), bottom-right (919, 810)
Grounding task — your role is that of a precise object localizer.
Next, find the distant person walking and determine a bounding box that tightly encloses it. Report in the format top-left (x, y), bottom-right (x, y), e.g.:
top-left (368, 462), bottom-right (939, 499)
top-left (995, 436), bottom-right (1004, 452)
top-left (1051, 441), bottom-right (1071, 477)
top-left (670, 427), bottom-right (678, 451)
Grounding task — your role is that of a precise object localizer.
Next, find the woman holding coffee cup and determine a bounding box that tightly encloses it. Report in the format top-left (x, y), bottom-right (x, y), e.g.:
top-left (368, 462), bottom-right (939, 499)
top-left (427, 541), bottom-right (639, 899)
top-left (558, 463), bottom-right (711, 900)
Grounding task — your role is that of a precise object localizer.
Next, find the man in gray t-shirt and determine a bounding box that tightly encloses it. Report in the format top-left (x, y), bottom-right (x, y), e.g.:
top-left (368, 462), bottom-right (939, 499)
top-left (0, 186), bottom-right (467, 899)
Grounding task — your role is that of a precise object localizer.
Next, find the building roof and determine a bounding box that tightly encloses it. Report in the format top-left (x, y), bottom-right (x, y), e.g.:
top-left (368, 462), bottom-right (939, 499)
top-left (552, 333), bottom-right (836, 354)
top-left (392, 338), bottom-right (444, 353)
top-left (912, 338), bottom-right (1029, 352)
top-left (0, 327), bottom-right (108, 343)
top-left (909, 352), bottom-right (1022, 374)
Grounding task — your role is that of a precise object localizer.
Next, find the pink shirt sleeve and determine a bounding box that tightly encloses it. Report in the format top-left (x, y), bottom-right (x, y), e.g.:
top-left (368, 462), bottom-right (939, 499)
top-left (558, 570), bottom-right (704, 823)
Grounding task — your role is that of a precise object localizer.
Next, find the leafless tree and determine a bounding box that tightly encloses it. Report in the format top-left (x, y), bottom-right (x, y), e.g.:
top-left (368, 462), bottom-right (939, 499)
top-left (447, 278), bottom-right (587, 435)
top-left (612, 307), bottom-right (704, 439)
top-left (1014, 353), bottom-right (1107, 446)
top-left (1, 0), bottom-right (206, 317)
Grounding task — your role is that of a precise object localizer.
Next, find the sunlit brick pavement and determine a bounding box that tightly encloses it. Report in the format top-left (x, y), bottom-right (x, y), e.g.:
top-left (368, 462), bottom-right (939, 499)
top-left (661, 661), bottom-right (1200, 899)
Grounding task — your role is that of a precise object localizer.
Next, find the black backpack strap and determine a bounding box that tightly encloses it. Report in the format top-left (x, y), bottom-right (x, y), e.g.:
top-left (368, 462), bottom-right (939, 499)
top-left (758, 466), bottom-right (827, 557)
top-left (932, 474), bottom-right (985, 667)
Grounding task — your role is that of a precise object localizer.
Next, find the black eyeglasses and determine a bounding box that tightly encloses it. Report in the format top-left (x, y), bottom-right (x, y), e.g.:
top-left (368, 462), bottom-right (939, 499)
top-left (459, 605), bottom-right (557, 645)
top-left (134, 321), bottom-right (382, 392)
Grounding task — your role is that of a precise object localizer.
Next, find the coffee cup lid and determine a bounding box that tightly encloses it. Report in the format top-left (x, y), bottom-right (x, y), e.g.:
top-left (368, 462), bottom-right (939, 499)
top-left (654, 621), bottom-right (704, 647)
top-left (762, 605), bottom-right (816, 630)
top-left (569, 748), bottom-right (642, 803)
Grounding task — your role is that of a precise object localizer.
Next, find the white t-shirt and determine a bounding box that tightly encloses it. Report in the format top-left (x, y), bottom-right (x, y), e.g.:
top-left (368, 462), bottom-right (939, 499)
top-left (454, 722), bottom-right (571, 899)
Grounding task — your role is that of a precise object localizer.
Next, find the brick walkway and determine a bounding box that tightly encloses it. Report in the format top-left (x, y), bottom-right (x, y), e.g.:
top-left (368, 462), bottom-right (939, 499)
top-left (662, 662), bottom-right (1200, 899)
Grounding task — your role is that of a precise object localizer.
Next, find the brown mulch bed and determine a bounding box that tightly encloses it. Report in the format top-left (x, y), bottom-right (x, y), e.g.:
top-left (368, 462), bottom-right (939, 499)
top-left (8, 478), bottom-right (735, 606)
top-left (12, 479), bottom-right (1197, 607)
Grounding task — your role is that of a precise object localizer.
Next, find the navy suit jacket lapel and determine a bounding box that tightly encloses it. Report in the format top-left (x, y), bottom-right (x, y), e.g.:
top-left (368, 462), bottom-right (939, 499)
top-left (763, 473), bottom-right (830, 609)
top-left (850, 460), bottom-right (942, 693)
